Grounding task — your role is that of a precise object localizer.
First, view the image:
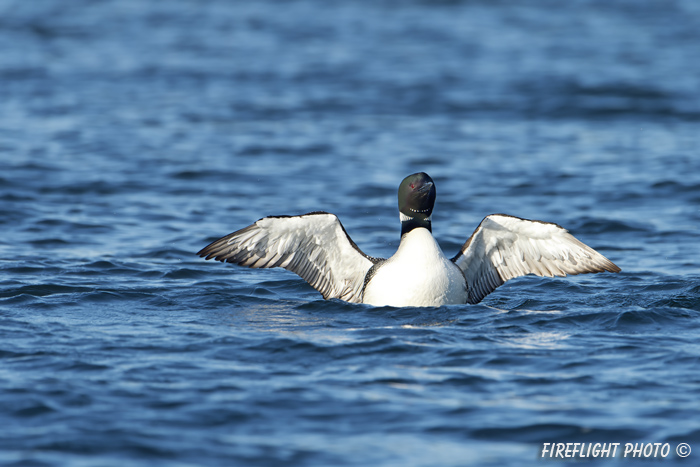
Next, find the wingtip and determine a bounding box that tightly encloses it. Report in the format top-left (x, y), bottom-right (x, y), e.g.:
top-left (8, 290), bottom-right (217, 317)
top-left (196, 244), bottom-right (219, 261)
top-left (591, 258), bottom-right (620, 274)
top-left (197, 235), bottom-right (231, 261)
top-left (599, 254), bottom-right (621, 274)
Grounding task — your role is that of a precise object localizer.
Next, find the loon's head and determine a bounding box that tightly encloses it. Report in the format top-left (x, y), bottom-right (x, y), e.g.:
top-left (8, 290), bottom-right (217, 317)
top-left (398, 172), bottom-right (436, 231)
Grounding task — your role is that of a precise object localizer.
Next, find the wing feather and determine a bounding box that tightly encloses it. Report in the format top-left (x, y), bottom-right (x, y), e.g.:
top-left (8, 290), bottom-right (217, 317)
top-left (198, 212), bottom-right (379, 303)
top-left (452, 214), bottom-right (620, 304)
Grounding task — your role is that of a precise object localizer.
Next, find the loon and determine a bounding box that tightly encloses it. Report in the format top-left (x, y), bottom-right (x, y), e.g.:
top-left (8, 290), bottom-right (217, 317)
top-left (198, 172), bottom-right (620, 307)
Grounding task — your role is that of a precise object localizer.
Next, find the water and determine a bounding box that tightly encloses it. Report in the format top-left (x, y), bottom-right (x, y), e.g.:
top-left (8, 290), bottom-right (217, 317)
top-left (2, 0), bottom-right (700, 465)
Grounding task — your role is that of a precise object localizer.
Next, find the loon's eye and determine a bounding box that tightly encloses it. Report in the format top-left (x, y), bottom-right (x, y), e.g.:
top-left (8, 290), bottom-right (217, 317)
top-left (410, 183), bottom-right (415, 189)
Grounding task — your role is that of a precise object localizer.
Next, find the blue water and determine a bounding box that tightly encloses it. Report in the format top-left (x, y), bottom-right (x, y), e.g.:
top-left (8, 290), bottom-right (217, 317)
top-left (2, 0), bottom-right (700, 465)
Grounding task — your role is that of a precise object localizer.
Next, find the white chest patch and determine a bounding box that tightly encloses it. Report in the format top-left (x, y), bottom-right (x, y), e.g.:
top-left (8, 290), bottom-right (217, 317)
top-left (362, 228), bottom-right (468, 307)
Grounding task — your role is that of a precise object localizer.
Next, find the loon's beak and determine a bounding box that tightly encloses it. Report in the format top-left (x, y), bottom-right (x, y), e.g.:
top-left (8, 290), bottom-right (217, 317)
top-left (417, 181), bottom-right (434, 193)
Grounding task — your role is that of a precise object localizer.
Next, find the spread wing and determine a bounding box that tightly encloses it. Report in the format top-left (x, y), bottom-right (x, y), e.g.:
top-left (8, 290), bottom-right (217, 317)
top-left (197, 211), bottom-right (380, 303)
top-left (451, 214), bottom-right (620, 304)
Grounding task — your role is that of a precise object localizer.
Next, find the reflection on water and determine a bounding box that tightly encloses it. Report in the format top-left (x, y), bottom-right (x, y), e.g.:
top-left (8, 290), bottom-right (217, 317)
top-left (499, 331), bottom-right (572, 350)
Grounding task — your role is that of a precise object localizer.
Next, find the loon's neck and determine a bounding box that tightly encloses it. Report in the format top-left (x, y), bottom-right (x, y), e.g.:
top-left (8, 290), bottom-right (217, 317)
top-left (400, 212), bottom-right (432, 237)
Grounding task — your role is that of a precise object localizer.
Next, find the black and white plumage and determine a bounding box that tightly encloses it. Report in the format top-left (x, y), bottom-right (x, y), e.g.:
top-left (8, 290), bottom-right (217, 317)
top-left (198, 212), bottom-right (379, 303)
top-left (451, 214), bottom-right (620, 304)
top-left (198, 172), bottom-right (620, 307)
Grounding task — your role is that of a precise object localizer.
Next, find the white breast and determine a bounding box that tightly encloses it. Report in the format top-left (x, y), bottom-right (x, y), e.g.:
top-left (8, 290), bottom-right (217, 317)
top-left (362, 228), bottom-right (468, 307)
